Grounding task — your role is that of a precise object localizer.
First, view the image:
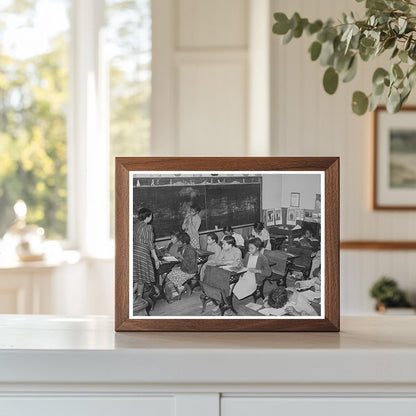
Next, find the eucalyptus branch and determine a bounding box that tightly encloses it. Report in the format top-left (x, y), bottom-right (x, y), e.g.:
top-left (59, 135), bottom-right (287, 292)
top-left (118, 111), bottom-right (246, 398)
top-left (272, 0), bottom-right (416, 115)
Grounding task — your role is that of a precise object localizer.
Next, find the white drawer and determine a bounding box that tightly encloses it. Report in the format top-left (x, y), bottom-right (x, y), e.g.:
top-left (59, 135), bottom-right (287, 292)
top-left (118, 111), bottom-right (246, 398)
top-left (221, 397), bottom-right (416, 416)
top-left (0, 396), bottom-right (174, 416)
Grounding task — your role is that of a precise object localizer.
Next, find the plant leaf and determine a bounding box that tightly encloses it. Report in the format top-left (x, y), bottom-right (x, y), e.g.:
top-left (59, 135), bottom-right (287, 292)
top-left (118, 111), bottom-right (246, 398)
top-left (369, 92), bottom-right (383, 111)
top-left (323, 67), bottom-right (339, 94)
top-left (386, 87), bottom-right (401, 113)
top-left (399, 49), bottom-right (408, 63)
top-left (372, 67), bottom-right (389, 86)
top-left (393, 63), bottom-right (404, 79)
top-left (273, 13), bottom-right (290, 35)
top-left (352, 91), bottom-right (369, 115)
top-left (342, 56), bottom-right (358, 82)
top-left (309, 41), bottom-right (322, 61)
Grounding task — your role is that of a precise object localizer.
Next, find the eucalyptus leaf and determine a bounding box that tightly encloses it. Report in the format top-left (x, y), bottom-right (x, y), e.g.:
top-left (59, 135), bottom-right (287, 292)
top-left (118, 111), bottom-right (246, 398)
top-left (372, 67), bottom-right (389, 85)
top-left (309, 41), bottom-right (322, 61)
top-left (386, 87), bottom-right (401, 112)
top-left (398, 17), bottom-right (407, 34)
top-left (342, 56), bottom-right (358, 82)
top-left (320, 40), bottom-right (335, 66)
top-left (323, 67), bottom-right (339, 94)
top-left (393, 63), bottom-right (404, 79)
top-left (352, 91), bottom-right (369, 115)
top-left (273, 13), bottom-right (290, 35)
top-left (391, 47), bottom-right (399, 59)
top-left (307, 20), bottom-right (323, 35)
top-left (282, 29), bottom-right (293, 44)
top-left (405, 34), bottom-right (413, 50)
top-left (373, 82), bottom-right (385, 95)
top-left (366, 0), bottom-right (388, 10)
top-left (399, 49), bottom-right (408, 63)
top-left (369, 92), bottom-right (383, 111)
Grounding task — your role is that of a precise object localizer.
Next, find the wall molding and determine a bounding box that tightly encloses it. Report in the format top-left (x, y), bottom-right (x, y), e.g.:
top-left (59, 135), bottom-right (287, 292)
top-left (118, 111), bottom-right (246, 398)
top-left (340, 241), bottom-right (416, 250)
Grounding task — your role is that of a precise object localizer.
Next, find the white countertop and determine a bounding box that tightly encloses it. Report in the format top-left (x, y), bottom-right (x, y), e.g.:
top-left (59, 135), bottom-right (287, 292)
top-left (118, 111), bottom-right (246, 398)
top-left (0, 315), bottom-right (415, 387)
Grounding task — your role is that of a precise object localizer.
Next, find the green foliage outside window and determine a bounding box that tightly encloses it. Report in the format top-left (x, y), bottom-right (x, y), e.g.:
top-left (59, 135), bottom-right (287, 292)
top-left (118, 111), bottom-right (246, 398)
top-left (0, 1), bottom-right (69, 238)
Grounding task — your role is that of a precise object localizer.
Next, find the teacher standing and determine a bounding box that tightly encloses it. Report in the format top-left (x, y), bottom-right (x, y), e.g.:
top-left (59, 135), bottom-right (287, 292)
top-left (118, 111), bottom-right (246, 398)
top-left (182, 203), bottom-right (201, 249)
top-left (133, 207), bottom-right (160, 303)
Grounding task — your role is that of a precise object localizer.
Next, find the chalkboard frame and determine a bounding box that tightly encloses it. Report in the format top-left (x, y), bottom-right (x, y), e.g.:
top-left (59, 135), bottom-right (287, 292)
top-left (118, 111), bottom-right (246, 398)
top-left (115, 157), bottom-right (340, 332)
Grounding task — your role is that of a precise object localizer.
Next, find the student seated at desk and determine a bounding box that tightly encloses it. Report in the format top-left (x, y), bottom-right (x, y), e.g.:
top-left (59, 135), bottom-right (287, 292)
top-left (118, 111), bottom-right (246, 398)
top-left (266, 286), bottom-right (318, 316)
top-left (215, 235), bottom-right (243, 268)
top-left (295, 265), bottom-right (321, 299)
top-left (164, 232), bottom-right (198, 302)
top-left (251, 221), bottom-right (271, 250)
top-left (296, 229), bottom-right (320, 250)
top-left (233, 238), bottom-right (271, 300)
top-left (166, 231), bottom-right (181, 258)
top-left (221, 226), bottom-right (245, 247)
top-left (200, 232), bottom-right (221, 281)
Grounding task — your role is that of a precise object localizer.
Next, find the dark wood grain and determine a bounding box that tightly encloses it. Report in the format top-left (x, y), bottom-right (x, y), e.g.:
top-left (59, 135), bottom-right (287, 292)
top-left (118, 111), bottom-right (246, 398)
top-left (115, 157), bottom-right (340, 332)
top-left (373, 106), bottom-right (416, 210)
top-left (341, 240), bottom-right (416, 250)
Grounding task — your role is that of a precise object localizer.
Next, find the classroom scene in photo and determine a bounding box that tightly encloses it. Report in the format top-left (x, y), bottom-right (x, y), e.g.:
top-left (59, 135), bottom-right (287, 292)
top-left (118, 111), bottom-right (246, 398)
top-left (130, 172), bottom-right (323, 318)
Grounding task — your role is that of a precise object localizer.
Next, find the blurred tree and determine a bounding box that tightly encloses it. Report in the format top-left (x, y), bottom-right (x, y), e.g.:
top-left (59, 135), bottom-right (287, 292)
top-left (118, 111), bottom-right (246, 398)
top-left (0, 0), bottom-right (69, 238)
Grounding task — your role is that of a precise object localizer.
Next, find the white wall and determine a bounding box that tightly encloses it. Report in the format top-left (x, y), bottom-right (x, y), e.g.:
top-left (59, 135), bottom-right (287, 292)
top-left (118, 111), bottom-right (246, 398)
top-left (281, 174), bottom-right (320, 210)
top-left (262, 174), bottom-right (282, 209)
top-left (262, 174), bottom-right (320, 211)
top-left (152, 0), bottom-right (250, 156)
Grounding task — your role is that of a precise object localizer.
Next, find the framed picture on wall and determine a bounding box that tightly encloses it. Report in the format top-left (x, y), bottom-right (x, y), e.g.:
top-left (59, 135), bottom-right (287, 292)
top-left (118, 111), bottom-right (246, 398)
top-left (374, 106), bottom-right (416, 209)
top-left (275, 208), bottom-right (283, 225)
top-left (290, 192), bottom-right (300, 207)
top-left (266, 209), bottom-right (275, 226)
top-left (115, 157), bottom-right (340, 332)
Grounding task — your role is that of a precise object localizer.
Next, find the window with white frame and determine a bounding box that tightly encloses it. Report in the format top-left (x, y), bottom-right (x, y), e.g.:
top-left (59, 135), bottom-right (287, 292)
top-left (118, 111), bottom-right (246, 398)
top-left (0, 0), bottom-right (151, 253)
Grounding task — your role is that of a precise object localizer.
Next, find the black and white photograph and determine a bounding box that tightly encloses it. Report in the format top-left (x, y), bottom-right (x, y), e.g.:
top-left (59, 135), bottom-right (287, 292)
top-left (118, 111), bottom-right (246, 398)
top-left (129, 171), bottom-right (324, 319)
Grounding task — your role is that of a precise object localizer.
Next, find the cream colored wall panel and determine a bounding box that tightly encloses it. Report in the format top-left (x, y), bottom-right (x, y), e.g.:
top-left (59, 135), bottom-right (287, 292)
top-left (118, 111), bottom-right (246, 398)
top-left (177, 0), bottom-right (248, 49)
top-left (177, 61), bottom-right (247, 156)
top-left (341, 251), bottom-right (416, 314)
top-left (0, 290), bottom-right (19, 314)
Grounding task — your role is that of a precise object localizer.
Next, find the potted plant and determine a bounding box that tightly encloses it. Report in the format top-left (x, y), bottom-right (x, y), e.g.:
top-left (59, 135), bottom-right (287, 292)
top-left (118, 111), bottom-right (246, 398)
top-left (369, 276), bottom-right (413, 312)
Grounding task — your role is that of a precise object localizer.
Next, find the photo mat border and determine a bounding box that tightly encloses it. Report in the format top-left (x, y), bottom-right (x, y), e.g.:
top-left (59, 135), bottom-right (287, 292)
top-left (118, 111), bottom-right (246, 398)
top-left (129, 171), bottom-right (325, 320)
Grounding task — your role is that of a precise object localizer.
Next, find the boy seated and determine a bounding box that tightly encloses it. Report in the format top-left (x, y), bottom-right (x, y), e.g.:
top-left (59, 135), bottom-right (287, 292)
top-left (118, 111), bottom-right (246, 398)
top-left (265, 286), bottom-right (318, 316)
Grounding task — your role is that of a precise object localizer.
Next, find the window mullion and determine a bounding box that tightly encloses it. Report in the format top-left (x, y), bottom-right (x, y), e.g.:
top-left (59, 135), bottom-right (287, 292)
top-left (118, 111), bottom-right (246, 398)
top-left (69, 0), bottom-right (109, 256)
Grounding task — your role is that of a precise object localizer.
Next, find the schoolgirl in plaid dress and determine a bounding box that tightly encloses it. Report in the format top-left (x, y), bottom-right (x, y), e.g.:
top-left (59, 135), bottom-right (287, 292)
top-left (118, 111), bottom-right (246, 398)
top-left (164, 232), bottom-right (198, 302)
top-left (133, 208), bottom-right (160, 302)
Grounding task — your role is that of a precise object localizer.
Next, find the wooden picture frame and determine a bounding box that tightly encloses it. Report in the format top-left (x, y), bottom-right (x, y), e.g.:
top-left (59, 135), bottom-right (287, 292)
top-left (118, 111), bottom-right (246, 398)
top-left (373, 106), bottom-right (416, 210)
top-left (115, 157), bottom-right (339, 332)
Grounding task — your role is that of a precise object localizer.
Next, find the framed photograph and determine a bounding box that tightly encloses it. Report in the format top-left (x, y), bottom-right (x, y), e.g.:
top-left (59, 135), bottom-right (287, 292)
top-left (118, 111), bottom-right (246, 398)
top-left (266, 209), bottom-right (275, 226)
top-left (115, 157), bottom-right (339, 332)
top-left (290, 192), bottom-right (300, 207)
top-left (275, 208), bottom-right (283, 225)
top-left (374, 106), bottom-right (416, 209)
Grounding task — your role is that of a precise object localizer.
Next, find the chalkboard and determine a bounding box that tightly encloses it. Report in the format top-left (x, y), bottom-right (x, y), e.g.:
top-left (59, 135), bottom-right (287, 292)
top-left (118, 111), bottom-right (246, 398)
top-left (133, 182), bottom-right (261, 240)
